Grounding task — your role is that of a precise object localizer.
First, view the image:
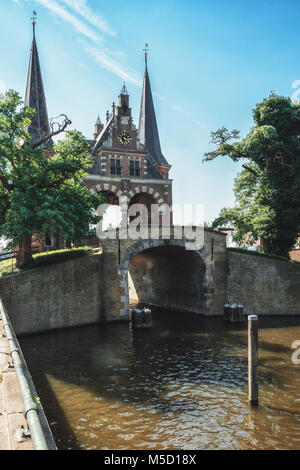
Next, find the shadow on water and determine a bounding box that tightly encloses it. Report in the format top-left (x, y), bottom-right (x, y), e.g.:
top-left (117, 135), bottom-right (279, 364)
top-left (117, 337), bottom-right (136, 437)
top-left (18, 307), bottom-right (300, 450)
top-left (31, 369), bottom-right (82, 450)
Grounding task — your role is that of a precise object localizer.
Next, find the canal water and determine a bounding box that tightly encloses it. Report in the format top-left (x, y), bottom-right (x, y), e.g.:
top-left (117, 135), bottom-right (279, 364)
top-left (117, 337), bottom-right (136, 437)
top-left (19, 309), bottom-right (300, 450)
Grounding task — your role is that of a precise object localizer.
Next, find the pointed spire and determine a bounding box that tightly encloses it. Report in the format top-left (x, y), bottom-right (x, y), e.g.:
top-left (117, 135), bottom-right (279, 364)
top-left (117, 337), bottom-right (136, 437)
top-left (25, 12), bottom-right (53, 147)
top-left (120, 82), bottom-right (128, 95)
top-left (138, 47), bottom-right (169, 166)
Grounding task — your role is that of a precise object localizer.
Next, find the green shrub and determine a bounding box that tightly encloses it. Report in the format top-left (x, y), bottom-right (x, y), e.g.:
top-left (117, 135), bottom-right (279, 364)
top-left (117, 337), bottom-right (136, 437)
top-left (227, 247), bottom-right (300, 264)
top-left (30, 247), bottom-right (94, 269)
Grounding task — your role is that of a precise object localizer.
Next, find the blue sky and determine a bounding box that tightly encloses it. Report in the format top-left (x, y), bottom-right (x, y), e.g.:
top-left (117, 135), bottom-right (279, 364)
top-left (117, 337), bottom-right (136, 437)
top-left (1, 0), bottom-right (300, 223)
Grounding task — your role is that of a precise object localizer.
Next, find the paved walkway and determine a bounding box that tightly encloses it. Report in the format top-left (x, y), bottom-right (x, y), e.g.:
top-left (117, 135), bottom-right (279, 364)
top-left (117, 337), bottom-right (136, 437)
top-left (0, 316), bottom-right (34, 450)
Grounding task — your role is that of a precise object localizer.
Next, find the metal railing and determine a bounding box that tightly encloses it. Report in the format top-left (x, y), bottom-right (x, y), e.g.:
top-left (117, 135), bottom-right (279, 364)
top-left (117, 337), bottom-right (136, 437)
top-left (0, 248), bottom-right (40, 275)
top-left (0, 247), bottom-right (40, 262)
top-left (0, 250), bottom-right (17, 261)
top-left (0, 300), bottom-right (49, 450)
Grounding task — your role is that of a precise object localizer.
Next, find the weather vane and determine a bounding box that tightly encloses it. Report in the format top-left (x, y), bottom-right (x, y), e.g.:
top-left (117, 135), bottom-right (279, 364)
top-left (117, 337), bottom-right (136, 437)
top-left (143, 43), bottom-right (149, 64)
top-left (31, 10), bottom-right (37, 35)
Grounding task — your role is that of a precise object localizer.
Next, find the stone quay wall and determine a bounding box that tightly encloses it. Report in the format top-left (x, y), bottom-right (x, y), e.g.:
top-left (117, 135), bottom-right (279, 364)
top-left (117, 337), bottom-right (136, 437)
top-left (0, 254), bottom-right (103, 335)
top-left (227, 250), bottom-right (300, 316)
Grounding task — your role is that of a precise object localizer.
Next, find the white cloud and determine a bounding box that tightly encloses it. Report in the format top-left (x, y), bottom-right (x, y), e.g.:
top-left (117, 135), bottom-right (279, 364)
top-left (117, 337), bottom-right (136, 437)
top-left (86, 46), bottom-right (141, 88)
top-left (29, 0), bottom-right (142, 87)
top-left (33, 0), bottom-right (104, 44)
top-left (153, 92), bottom-right (166, 103)
top-left (169, 102), bottom-right (207, 128)
top-left (60, 0), bottom-right (116, 36)
top-left (194, 120), bottom-right (207, 129)
top-left (29, 2), bottom-right (203, 128)
top-left (0, 80), bottom-right (6, 93)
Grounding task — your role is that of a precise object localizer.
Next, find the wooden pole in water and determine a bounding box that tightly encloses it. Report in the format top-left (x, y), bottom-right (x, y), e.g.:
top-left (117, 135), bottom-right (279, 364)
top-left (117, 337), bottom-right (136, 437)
top-left (248, 315), bottom-right (258, 406)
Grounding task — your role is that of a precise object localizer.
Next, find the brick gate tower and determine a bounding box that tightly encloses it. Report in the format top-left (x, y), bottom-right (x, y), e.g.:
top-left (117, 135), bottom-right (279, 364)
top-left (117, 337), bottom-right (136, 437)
top-left (24, 20), bottom-right (173, 245)
top-left (84, 48), bottom-right (172, 224)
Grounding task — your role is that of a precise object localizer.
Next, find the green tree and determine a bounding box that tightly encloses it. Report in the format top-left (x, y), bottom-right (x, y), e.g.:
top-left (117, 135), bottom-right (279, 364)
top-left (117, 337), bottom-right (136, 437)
top-left (204, 93), bottom-right (300, 257)
top-left (0, 90), bottom-right (103, 267)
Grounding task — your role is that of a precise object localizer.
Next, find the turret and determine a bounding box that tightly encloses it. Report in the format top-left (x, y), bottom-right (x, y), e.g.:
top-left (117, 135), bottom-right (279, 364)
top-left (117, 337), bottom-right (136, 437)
top-left (116, 82), bottom-right (131, 117)
top-left (93, 115), bottom-right (103, 140)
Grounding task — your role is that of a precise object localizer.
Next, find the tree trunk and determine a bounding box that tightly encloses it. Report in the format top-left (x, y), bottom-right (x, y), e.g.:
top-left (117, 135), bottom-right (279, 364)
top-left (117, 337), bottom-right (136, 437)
top-left (16, 235), bottom-right (33, 268)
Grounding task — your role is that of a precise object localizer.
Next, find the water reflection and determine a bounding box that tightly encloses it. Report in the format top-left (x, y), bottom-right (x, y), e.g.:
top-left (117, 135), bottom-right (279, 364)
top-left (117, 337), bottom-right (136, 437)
top-left (19, 309), bottom-right (300, 450)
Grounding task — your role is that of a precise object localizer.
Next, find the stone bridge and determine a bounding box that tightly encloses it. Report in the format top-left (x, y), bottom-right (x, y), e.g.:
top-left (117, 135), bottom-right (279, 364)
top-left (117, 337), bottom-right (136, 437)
top-left (99, 226), bottom-right (228, 321)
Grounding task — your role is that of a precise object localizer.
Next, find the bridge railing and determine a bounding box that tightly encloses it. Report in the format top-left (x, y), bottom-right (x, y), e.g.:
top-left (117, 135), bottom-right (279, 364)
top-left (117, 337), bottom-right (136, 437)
top-left (0, 250), bottom-right (18, 261)
top-left (0, 247), bottom-right (40, 262)
top-left (0, 248), bottom-right (41, 275)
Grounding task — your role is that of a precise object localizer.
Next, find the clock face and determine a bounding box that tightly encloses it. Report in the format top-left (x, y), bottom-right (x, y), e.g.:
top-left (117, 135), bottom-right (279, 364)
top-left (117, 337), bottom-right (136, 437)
top-left (119, 131), bottom-right (132, 145)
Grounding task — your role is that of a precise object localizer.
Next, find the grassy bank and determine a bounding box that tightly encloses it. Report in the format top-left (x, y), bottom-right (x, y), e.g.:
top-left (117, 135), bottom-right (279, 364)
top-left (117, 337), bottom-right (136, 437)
top-left (0, 246), bottom-right (95, 278)
top-left (227, 247), bottom-right (300, 264)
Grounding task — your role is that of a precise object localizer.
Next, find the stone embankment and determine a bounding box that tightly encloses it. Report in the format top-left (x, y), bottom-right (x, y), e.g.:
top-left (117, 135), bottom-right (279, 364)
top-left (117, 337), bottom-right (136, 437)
top-left (0, 301), bottom-right (56, 450)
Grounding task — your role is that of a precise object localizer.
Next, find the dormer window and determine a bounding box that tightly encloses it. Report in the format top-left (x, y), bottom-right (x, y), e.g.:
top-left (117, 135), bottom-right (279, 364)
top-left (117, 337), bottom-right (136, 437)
top-left (129, 160), bottom-right (140, 177)
top-left (110, 158), bottom-right (121, 175)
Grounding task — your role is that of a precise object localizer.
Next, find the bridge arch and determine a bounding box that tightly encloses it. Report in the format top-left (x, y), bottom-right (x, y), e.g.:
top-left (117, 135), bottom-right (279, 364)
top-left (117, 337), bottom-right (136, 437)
top-left (118, 238), bottom-right (215, 317)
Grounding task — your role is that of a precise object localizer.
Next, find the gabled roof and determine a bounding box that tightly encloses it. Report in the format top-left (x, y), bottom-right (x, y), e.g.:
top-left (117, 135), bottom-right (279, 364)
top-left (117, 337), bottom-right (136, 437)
top-left (146, 151), bottom-right (166, 179)
top-left (138, 63), bottom-right (169, 167)
top-left (25, 27), bottom-right (53, 147)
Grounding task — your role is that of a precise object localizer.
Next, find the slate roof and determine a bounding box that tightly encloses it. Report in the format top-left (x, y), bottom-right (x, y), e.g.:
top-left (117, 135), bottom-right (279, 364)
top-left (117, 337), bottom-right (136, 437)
top-left (146, 151), bottom-right (166, 179)
top-left (138, 63), bottom-right (169, 167)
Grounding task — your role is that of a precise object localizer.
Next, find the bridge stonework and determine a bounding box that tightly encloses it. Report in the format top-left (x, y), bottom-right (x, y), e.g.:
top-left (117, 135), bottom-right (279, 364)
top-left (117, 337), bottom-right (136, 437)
top-left (99, 227), bottom-right (228, 320)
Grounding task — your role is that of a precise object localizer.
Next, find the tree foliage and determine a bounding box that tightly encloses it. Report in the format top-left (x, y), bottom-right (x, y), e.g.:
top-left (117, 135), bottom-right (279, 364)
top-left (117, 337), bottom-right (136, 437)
top-left (204, 93), bottom-right (300, 257)
top-left (0, 90), bottom-right (103, 266)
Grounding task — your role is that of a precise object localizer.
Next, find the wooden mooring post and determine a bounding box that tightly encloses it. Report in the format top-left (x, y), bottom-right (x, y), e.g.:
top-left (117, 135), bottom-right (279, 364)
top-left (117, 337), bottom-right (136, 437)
top-left (223, 303), bottom-right (244, 322)
top-left (131, 307), bottom-right (152, 329)
top-left (248, 315), bottom-right (258, 406)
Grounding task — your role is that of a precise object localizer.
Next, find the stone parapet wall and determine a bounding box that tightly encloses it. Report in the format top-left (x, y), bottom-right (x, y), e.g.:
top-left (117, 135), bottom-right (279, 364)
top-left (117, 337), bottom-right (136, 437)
top-left (228, 250), bottom-right (300, 315)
